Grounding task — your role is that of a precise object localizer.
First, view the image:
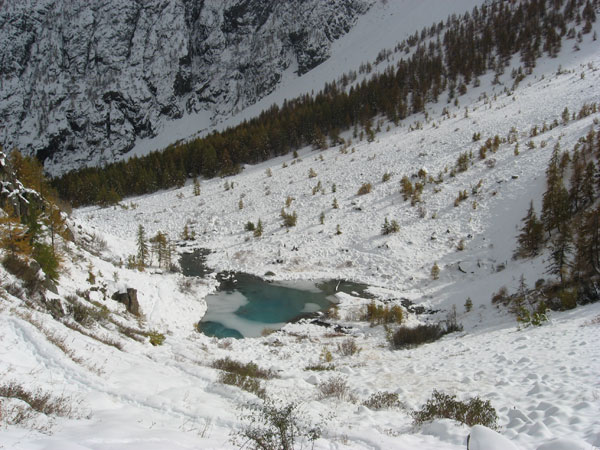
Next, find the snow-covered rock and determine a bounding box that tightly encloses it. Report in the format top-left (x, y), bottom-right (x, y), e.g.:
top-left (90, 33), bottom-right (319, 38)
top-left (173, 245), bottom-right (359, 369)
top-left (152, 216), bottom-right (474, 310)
top-left (468, 425), bottom-right (521, 450)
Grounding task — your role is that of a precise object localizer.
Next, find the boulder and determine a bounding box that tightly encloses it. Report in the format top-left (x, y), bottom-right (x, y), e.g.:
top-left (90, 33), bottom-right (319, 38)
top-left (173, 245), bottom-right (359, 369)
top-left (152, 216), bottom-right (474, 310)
top-left (111, 288), bottom-right (140, 316)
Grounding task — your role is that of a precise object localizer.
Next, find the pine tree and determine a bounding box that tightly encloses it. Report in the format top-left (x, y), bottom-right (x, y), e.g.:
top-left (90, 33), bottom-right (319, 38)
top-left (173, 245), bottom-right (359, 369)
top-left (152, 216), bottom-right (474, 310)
top-left (24, 202), bottom-right (43, 245)
top-left (568, 151), bottom-right (584, 212)
top-left (0, 203), bottom-right (32, 257)
top-left (136, 224), bottom-right (148, 268)
top-left (153, 232), bottom-right (171, 269)
top-left (193, 177), bottom-right (201, 196)
top-left (542, 145), bottom-right (570, 235)
top-left (464, 297), bottom-right (473, 312)
top-left (45, 204), bottom-right (67, 256)
top-left (254, 219), bottom-right (263, 238)
top-left (582, 161), bottom-right (596, 206)
top-left (515, 201), bottom-right (544, 258)
top-left (431, 262), bottom-right (440, 280)
top-left (546, 223), bottom-right (573, 285)
top-left (573, 206), bottom-right (600, 281)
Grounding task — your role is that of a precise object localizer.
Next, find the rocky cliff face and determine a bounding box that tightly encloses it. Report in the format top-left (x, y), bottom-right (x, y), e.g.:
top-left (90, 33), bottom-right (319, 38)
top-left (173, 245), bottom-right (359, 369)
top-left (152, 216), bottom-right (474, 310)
top-left (0, 0), bottom-right (371, 175)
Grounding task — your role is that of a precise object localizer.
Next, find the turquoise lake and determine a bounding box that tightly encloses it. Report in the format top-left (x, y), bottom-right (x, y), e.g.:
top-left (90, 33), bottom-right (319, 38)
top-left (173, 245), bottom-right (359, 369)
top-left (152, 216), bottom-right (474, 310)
top-left (180, 250), bottom-right (372, 339)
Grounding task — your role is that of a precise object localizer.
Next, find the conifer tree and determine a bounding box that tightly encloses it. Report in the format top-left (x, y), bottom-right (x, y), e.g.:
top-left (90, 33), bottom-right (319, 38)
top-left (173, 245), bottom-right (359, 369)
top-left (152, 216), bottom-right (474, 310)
top-left (136, 224), bottom-right (148, 268)
top-left (546, 223), bottom-right (573, 285)
top-left (568, 151), bottom-right (584, 212)
top-left (24, 202), bottom-right (43, 245)
top-left (150, 231), bottom-right (171, 269)
top-left (254, 219), bottom-right (263, 238)
top-left (431, 262), bottom-right (440, 280)
top-left (45, 204), bottom-right (67, 257)
top-left (0, 203), bottom-right (32, 257)
top-left (515, 201), bottom-right (544, 258)
top-left (582, 161), bottom-right (596, 206)
top-left (573, 206), bottom-right (600, 281)
top-left (193, 177), bottom-right (201, 196)
top-left (542, 145), bottom-right (570, 235)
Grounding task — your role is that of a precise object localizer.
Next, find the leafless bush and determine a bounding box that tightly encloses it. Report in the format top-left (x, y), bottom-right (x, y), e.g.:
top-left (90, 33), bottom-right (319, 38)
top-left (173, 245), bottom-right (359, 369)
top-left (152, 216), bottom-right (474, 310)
top-left (317, 376), bottom-right (356, 402)
top-left (0, 381), bottom-right (80, 430)
top-left (337, 338), bottom-right (360, 356)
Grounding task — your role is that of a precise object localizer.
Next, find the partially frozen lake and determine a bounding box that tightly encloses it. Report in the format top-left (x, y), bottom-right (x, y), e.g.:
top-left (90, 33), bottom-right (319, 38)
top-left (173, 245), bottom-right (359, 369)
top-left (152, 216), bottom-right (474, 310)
top-left (180, 250), bottom-right (371, 338)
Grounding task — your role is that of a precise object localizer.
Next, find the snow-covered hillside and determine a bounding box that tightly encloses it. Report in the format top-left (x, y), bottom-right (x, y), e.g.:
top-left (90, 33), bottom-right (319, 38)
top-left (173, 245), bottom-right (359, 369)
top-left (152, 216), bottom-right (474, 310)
top-left (1, 2), bottom-right (600, 449)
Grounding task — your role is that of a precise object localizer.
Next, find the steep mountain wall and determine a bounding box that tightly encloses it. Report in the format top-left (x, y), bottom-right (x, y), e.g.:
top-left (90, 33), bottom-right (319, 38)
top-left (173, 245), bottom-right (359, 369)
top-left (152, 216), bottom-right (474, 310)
top-left (0, 0), bottom-right (371, 174)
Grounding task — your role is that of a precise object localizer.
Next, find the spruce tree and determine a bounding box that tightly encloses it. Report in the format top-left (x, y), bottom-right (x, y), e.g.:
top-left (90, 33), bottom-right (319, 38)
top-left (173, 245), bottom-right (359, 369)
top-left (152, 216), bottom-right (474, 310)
top-left (573, 206), bottom-right (600, 280)
top-left (546, 223), bottom-right (573, 285)
top-left (46, 205), bottom-right (67, 257)
top-left (0, 203), bottom-right (32, 257)
top-left (542, 145), bottom-right (570, 235)
top-left (136, 224), bottom-right (148, 268)
top-left (515, 201), bottom-right (544, 258)
top-left (254, 219), bottom-right (263, 238)
top-left (431, 262), bottom-right (440, 280)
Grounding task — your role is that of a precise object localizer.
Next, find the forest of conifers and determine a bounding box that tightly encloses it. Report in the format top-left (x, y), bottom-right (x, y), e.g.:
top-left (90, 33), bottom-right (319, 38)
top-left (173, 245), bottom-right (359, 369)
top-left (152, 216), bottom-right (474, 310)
top-left (52, 0), bottom-right (598, 206)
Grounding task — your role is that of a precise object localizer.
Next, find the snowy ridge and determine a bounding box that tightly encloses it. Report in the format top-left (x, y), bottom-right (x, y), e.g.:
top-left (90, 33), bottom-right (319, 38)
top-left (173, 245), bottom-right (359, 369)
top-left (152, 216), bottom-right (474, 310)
top-left (1, 3), bottom-right (600, 450)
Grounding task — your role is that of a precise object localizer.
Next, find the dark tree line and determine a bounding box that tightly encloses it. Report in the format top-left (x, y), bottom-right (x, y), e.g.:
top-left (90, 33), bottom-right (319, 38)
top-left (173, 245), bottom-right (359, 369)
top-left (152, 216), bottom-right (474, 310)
top-left (516, 124), bottom-right (600, 302)
top-left (53, 0), bottom-right (599, 206)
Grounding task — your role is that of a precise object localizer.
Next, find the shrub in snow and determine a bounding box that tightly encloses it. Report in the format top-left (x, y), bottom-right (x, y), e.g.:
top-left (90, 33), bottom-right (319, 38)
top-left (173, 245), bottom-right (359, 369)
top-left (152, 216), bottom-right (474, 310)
top-left (400, 176), bottom-right (413, 201)
top-left (2, 254), bottom-right (44, 296)
top-left (219, 372), bottom-right (266, 399)
top-left (491, 286), bottom-right (509, 306)
top-left (336, 338), bottom-right (360, 356)
top-left (362, 301), bottom-right (403, 325)
top-left (213, 358), bottom-right (275, 398)
top-left (148, 331), bottom-right (165, 346)
top-left (319, 347), bottom-right (333, 363)
top-left (388, 323), bottom-right (445, 349)
top-left (381, 217), bottom-right (400, 235)
top-left (280, 209), bottom-right (297, 228)
top-left (0, 381), bottom-right (76, 427)
top-left (357, 182), bottom-right (372, 195)
top-left (455, 151), bottom-right (471, 172)
top-left (232, 398), bottom-right (323, 450)
top-left (431, 262), bottom-right (440, 280)
top-left (317, 375), bottom-right (355, 402)
top-left (253, 220), bottom-right (263, 237)
top-left (362, 392), bottom-right (404, 411)
top-left (413, 390), bottom-right (498, 429)
top-left (212, 357), bottom-right (275, 380)
top-left (305, 363), bottom-right (335, 371)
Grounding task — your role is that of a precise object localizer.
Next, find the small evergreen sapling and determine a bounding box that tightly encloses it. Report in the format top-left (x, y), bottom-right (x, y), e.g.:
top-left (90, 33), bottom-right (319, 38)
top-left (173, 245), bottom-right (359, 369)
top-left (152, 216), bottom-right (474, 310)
top-left (254, 219), bottom-right (263, 237)
top-left (464, 297), bottom-right (473, 312)
top-left (431, 262), bottom-right (440, 280)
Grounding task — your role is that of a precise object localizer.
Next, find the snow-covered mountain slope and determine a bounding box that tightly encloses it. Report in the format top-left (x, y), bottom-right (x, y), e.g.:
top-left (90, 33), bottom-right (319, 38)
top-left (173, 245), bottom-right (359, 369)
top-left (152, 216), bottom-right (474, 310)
top-left (0, 0), bottom-right (372, 174)
top-left (0, 0), bottom-right (491, 176)
top-left (1, 3), bottom-right (600, 450)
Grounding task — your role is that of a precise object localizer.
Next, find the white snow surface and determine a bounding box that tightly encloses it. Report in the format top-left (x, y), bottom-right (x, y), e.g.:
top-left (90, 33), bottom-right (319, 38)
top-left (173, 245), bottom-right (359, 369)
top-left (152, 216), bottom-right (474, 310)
top-left (2, 4), bottom-right (600, 450)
